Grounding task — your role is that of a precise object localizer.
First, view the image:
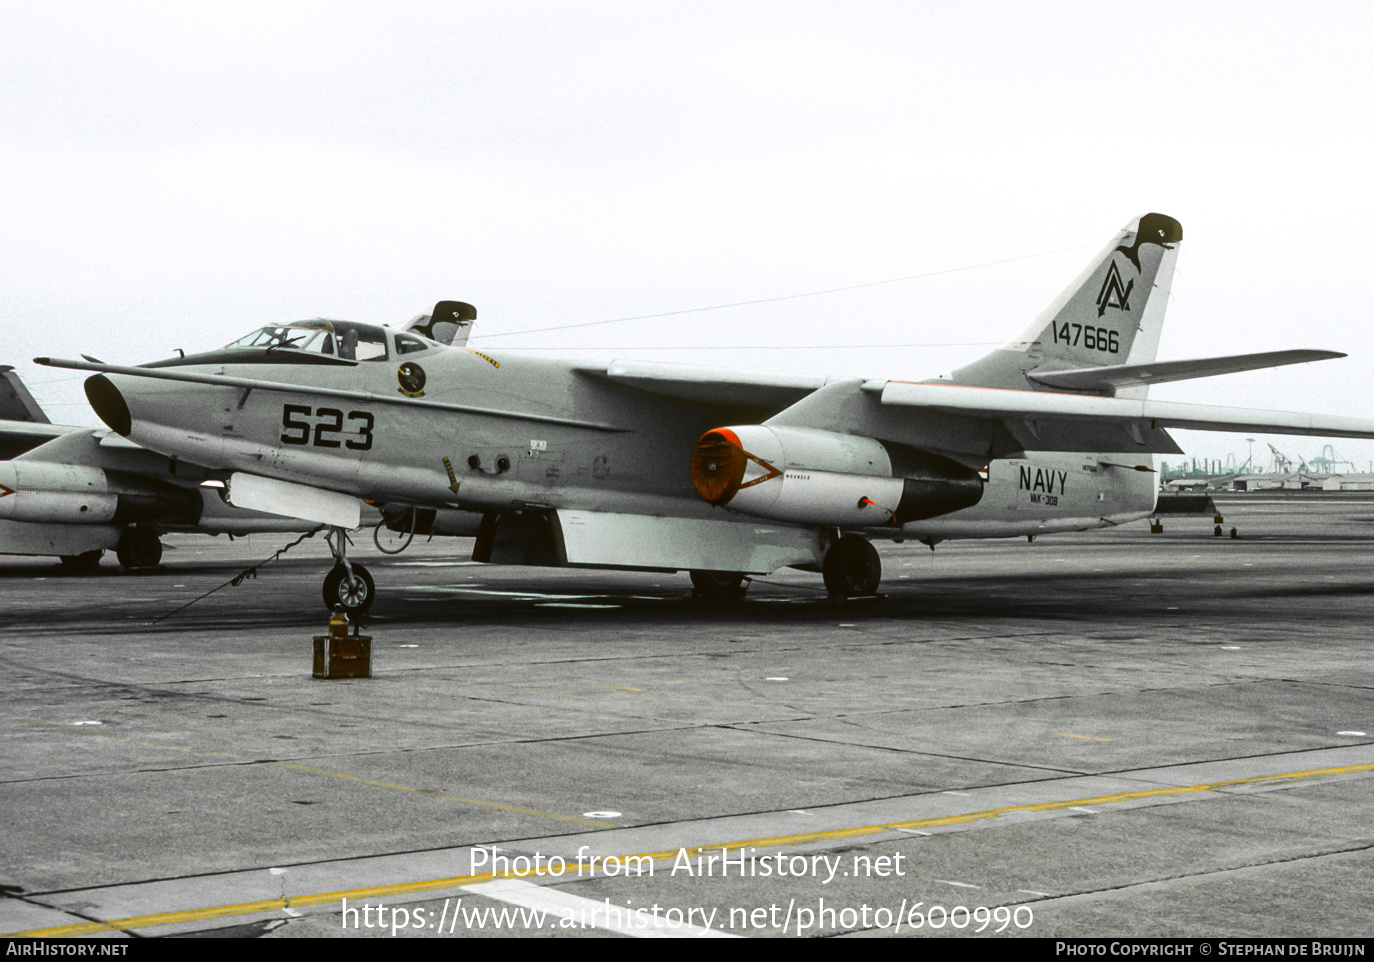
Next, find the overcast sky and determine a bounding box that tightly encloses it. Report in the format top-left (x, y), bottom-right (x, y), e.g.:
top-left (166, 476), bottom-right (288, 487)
top-left (4, 1), bottom-right (1372, 471)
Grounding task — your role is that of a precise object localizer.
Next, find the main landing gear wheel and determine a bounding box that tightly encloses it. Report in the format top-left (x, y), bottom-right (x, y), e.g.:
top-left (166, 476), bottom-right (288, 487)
top-left (323, 563), bottom-right (375, 615)
top-left (822, 536), bottom-right (881, 598)
top-left (690, 570), bottom-right (748, 602)
top-left (116, 530), bottom-right (163, 569)
top-left (59, 549), bottom-right (104, 573)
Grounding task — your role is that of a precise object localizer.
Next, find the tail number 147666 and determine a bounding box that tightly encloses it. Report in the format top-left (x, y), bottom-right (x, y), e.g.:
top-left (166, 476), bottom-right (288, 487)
top-left (1052, 322), bottom-right (1119, 353)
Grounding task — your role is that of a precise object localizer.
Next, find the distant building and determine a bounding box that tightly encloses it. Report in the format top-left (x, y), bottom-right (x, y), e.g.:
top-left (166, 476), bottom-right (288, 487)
top-left (1321, 473), bottom-right (1374, 491)
top-left (1228, 473), bottom-right (1329, 491)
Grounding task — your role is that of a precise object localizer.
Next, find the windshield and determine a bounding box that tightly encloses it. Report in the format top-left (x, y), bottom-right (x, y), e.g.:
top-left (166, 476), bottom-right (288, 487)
top-left (222, 319), bottom-right (391, 361)
top-left (224, 321), bottom-right (335, 354)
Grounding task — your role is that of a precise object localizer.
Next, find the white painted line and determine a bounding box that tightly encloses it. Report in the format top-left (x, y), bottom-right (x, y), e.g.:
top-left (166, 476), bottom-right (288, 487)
top-left (582, 811), bottom-right (621, 819)
top-left (934, 879), bottom-right (980, 889)
top-left (467, 879), bottom-right (739, 938)
top-left (1337, 731), bottom-right (1367, 737)
top-left (1018, 890), bottom-right (1051, 898)
top-left (1221, 646), bottom-right (1241, 650)
top-left (942, 791), bottom-right (970, 796)
top-left (1069, 807), bottom-right (1096, 814)
top-left (894, 828), bottom-right (930, 836)
top-left (404, 587), bottom-right (603, 599)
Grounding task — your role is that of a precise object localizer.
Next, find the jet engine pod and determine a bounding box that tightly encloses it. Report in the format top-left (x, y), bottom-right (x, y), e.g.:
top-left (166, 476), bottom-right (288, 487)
top-left (690, 425), bottom-right (983, 527)
top-left (0, 462), bottom-right (201, 525)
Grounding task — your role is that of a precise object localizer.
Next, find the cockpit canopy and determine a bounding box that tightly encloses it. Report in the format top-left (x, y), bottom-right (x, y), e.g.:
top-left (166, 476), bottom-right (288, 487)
top-left (222, 320), bottom-right (437, 362)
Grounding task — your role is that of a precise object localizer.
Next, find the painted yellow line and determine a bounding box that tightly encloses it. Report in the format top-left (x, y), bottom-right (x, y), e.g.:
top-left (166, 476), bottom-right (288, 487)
top-left (1058, 733), bottom-right (1114, 742)
top-left (13, 760), bottom-right (1373, 938)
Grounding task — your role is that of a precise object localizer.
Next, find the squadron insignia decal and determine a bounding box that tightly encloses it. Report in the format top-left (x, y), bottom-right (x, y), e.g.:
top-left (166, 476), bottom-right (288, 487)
top-left (397, 362), bottom-right (427, 397)
top-left (1095, 261), bottom-right (1134, 317)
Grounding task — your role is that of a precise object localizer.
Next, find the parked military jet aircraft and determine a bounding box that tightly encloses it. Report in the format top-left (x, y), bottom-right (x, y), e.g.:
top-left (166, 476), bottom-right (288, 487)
top-left (36, 216), bottom-right (1374, 610)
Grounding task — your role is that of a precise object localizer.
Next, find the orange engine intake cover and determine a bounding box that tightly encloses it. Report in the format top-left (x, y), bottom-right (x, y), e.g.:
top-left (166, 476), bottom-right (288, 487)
top-left (690, 429), bottom-right (747, 505)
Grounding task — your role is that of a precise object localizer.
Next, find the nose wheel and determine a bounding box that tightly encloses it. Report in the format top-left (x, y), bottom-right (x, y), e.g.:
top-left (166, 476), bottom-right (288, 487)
top-left (321, 526), bottom-right (375, 614)
top-left (323, 563), bottom-right (375, 614)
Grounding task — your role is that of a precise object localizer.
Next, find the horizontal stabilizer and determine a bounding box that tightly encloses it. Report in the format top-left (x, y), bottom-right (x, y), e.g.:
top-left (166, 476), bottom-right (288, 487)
top-left (1028, 350), bottom-right (1345, 391)
top-left (878, 382), bottom-right (1374, 440)
top-left (0, 421), bottom-right (75, 458)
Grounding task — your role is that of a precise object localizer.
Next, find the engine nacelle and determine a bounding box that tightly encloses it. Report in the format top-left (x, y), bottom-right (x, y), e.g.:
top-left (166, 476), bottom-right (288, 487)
top-left (690, 425), bottom-right (983, 527)
top-left (380, 503), bottom-right (484, 537)
top-left (0, 461), bottom-right (200, 526)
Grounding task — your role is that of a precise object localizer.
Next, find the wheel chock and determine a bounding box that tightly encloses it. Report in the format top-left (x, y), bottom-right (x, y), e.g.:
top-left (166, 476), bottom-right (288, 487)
top-left (314, 607), bottom-right (371, 678)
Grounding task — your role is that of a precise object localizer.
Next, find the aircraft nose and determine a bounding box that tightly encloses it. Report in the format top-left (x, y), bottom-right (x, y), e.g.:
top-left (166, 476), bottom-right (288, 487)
top-left (84, 374), bottom-right (132, 436)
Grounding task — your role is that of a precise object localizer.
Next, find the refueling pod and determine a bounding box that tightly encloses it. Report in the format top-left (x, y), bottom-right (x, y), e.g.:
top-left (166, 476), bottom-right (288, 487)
top-left (691, 425), bottom-right (983, 527)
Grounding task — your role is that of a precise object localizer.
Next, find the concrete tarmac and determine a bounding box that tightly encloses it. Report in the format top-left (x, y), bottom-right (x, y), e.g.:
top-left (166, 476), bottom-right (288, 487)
top-left (2, 495), bottom-right (1371, 938)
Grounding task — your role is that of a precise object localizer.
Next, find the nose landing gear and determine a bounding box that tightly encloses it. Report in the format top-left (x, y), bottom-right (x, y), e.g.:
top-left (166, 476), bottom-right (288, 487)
top-left (321, 526), bottom-right (375, 614)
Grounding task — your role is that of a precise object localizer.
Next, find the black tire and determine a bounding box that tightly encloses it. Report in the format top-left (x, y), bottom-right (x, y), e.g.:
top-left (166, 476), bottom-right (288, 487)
top-left (822, 536), bottom-right (882, 597)
top-left (58, 550), bottom-right (104, 573)
top-left (323, 563), bottom-right (375, 615)
top-left (116, 530), bottom-right (163, 569)
top-left (690, 570), bottom-right (747, 602)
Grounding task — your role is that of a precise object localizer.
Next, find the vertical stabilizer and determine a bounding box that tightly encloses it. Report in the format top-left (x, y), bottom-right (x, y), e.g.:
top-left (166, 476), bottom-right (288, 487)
top-left (940, 213), bottom-right (1182, 395)
top-left (0, 366), bottom-right (51, 423)
top-left (400, 301), bottom-right (477, 347)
